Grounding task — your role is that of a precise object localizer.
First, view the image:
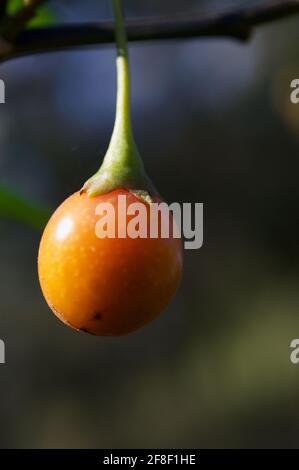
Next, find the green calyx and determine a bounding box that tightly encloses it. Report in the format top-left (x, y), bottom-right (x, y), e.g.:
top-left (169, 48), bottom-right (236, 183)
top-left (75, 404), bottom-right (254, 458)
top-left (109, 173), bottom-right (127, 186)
top-left (82, 0), bottom-right (156, 200)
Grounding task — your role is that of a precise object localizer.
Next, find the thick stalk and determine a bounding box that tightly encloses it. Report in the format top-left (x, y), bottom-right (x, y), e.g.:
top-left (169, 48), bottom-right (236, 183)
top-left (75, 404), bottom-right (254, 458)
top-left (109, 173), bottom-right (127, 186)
top-left (83, 0), bottom-right (155, 198)
top-left (111, 0), bottom-right (134, 146)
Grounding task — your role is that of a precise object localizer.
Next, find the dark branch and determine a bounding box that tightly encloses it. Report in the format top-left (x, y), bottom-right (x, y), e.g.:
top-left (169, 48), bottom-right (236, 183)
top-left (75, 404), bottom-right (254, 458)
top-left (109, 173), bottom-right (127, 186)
top-left (1, 0), bottom-right (299, 62)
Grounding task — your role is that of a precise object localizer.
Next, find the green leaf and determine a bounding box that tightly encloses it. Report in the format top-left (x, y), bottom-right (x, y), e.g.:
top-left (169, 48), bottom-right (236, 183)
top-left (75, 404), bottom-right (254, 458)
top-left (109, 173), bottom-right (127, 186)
top-left (0, 184), bottom-right (51, 230)
top-left (8, 0), bottom-right (55, 28)
top-left (7, 0), bottom-right (23, 14)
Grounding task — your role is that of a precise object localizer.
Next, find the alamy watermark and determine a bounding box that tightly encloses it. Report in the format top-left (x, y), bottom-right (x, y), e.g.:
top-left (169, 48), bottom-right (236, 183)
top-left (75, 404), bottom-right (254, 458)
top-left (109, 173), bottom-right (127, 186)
top-left (0, 340), bottom-right (5, 364)
top-left (290, 79), bottom-right (299, 104)
top-left (93, 196), bottom-right (204, 249)
top-left (290, 339), bottom-right (299, 364)
top-left (57, 196), bottom-right (204, 249)
top-left (0, 79), bottom-right (5, 103)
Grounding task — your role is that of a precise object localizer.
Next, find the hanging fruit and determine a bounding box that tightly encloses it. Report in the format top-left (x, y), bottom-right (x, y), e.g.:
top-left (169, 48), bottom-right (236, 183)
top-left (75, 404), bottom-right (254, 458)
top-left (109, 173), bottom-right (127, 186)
top-left (38, 0), bottom-right (183, 336)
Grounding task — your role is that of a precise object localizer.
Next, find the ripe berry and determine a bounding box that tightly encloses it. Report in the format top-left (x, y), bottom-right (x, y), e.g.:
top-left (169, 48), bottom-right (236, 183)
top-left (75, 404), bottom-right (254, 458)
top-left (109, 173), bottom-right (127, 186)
top-left (38, 0), bottom-right (183, 335)
top-left (38, 189), bottom-right (182, 335)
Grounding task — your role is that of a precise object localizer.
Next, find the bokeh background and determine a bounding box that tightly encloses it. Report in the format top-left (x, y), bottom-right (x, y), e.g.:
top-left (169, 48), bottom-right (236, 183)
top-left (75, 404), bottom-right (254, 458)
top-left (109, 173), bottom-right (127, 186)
top-left (1, 0), bottom-right (299, 448)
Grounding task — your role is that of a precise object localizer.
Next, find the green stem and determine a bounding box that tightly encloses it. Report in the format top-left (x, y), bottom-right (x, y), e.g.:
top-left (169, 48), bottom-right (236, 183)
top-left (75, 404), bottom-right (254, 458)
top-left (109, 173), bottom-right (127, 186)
top-left (82, 0), bottom-right (156, 198)
top-left (112, 0), bottom-right (128, 59)
top-left (112, 0), bottom-right (133, 142)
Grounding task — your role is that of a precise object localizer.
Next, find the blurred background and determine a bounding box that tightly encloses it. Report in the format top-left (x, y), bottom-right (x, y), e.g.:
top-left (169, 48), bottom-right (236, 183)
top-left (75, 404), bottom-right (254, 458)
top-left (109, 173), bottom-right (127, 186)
top-left (1, 0), bottom-right (299, 448)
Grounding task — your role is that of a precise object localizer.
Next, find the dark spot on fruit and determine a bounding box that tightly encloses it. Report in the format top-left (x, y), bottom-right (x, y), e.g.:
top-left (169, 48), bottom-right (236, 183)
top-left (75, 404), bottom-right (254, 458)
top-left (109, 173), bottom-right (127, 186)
top-left (94, 312), bottom-right (103, 320)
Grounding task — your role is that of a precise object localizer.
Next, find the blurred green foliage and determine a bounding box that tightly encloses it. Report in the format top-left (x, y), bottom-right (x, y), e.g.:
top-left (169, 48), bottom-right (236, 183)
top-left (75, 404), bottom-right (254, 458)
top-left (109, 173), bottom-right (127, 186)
top-left (8, 0), bottom-right (54, 28)
top-left (0, 185), bottom-right (50, 230)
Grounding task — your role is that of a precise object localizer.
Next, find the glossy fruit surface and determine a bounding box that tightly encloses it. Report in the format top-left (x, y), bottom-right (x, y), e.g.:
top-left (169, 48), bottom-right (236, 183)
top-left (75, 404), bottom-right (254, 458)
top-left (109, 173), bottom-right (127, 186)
top-left (38, 189), bottom-right (183, 335)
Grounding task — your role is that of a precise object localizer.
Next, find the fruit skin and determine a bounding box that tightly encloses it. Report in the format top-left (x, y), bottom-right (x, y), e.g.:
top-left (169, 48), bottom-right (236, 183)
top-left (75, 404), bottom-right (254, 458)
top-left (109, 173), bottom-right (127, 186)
top-left (38, 189), bottom-right (183, 336)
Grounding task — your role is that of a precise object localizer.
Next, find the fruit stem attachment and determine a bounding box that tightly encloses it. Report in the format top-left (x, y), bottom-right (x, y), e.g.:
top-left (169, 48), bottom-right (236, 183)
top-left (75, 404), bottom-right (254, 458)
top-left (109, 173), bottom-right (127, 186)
top-left (82, 0), bottom-right (156, 199)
